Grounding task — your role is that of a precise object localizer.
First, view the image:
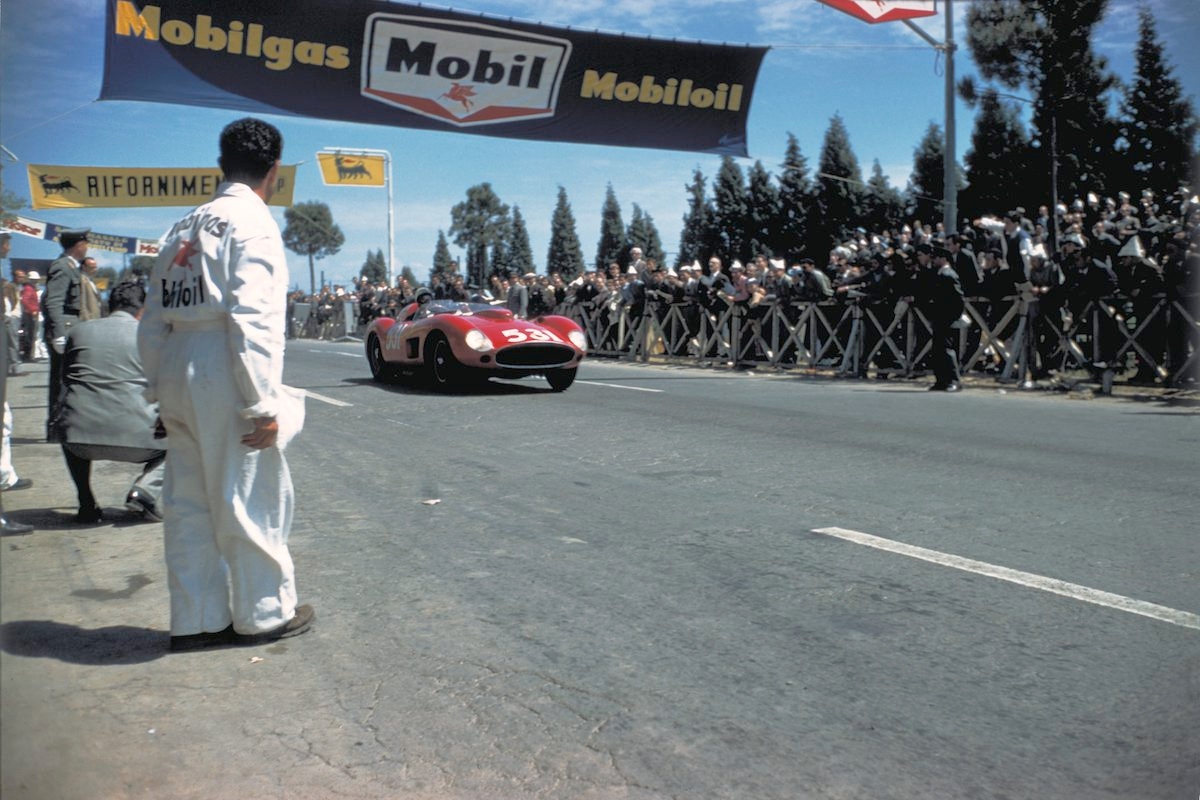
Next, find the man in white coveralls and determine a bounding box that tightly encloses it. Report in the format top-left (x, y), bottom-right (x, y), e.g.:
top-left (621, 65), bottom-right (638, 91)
top-left (140, 118), bottom-right (314, 652)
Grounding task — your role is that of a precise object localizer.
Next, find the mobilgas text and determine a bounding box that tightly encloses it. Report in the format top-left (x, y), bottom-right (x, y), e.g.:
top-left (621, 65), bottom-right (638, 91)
top-left (113, 1), bottom-right (350, 72)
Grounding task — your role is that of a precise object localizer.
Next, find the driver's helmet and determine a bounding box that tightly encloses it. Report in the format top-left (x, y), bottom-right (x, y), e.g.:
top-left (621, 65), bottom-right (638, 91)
top-left (414, 286), bottom-right (434, 305)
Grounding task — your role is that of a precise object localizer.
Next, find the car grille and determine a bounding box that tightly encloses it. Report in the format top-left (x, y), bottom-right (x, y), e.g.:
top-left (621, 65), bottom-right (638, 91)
top-left (495, 343), bottom-right (576, 368)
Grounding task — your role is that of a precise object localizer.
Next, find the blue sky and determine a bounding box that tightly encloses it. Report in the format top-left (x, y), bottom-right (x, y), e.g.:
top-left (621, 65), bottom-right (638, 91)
top-left (2, 0), bottom-right (1198, 290)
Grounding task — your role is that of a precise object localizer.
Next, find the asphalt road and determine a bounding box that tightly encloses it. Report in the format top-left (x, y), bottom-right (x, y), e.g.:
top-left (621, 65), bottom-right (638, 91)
top-left (2, 342), bottom-right (1198, 799)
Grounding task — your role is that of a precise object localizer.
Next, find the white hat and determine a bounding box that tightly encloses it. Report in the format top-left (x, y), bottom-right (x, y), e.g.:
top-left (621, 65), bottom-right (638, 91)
top-left (1117, 237), bottom-right (1144, 259)
top-left (524, 272), bottom-right (537, 279)
top-left (692, 260), bottom-right (702, 272)
top-left (666, 268), bottom-right (678, 277)
top-left (769, 258), bottom-right (786, 271)
top-left (626, 265), bottom-right (638, 275)
top-left (731, 259), bottom-right (745, 271)
top-left (26, 270), bottom-right (41, 280)
top-left (1028, 243), bottom-right (1047, 260)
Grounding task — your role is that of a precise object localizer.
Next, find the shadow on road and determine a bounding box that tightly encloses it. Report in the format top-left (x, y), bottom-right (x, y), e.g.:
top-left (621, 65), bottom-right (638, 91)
top-left (0, 620), bottom-right (167, 665)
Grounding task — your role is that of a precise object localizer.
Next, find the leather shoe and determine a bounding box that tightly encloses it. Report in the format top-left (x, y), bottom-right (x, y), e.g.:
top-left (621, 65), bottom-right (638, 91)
top-left (75, 505), bottom-right (104, 524)
top-left (125, 489), bottom-right (163, 522)
top-left (944, 382), bottom-right (962, 393)
top-left (235, 604), bottom-right (315, 645)
top-left (170, 625), bottom-right (236, 652)
top-left (1, 514), bottom-right (34, 534)
top-left (1, 477), bottom-right (32, 492)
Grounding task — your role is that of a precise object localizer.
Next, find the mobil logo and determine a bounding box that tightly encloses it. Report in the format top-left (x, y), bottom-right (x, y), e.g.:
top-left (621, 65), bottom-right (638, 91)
top-left (361, 14), bottom-right (572, 127)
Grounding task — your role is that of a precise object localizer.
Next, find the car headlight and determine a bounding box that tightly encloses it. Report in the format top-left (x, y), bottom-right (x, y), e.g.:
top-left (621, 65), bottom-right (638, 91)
top-left (465, 329), bottom-right (492, 352)
top-left (567, 330), bottom-right (588, 350)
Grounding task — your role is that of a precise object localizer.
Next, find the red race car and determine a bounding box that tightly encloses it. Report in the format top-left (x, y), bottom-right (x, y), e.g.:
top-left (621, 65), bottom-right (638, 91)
top-left (364, 297), bottom-right (587, 391)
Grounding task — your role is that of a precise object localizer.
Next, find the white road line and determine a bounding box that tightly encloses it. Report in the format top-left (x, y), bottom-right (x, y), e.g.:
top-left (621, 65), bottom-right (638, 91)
top-left (577, 380), bottom-right (664, 393)
top-left (302, 389), bottom-right (353, 408)
top-left (334, 352), bottom-right (363, 358)
top-left (811, 526), bottom-right (1200, 631)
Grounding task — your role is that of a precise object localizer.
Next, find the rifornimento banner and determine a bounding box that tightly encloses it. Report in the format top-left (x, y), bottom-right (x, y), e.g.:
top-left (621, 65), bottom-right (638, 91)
top-left (101, 0), bottom-right (767, 156)
top-left (27, 164), bottom-right (297, 209)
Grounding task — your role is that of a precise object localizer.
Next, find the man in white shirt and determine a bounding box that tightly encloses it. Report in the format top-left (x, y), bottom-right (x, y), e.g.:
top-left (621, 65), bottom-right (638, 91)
top-left (140, 118), bottom-right (312, 652)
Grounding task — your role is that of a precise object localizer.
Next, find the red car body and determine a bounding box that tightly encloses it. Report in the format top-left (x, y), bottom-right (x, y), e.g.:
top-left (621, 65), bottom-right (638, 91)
top-left (364, 300), bottom-right (587, 391)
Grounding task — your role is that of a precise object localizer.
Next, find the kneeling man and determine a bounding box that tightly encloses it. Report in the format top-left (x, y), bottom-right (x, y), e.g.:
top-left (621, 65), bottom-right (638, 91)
top-left (57, 281), bottom-right (166, 523)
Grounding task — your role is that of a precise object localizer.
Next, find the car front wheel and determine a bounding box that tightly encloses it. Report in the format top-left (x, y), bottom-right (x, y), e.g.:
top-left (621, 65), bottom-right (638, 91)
top-left (426, 333), bottom-right (463, 389)
top-left (546, 367), bottom-right (577, 392)
top-left (367, 334), bottom-right (398, 383)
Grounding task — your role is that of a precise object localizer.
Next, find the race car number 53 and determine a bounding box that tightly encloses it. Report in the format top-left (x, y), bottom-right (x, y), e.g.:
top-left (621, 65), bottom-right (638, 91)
top-left (502, 328), bottom-right (563, 343)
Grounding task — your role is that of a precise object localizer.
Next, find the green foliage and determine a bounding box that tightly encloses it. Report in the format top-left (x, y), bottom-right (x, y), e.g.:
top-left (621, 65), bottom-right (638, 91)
top-left (626, 204), bottom-right (664, 265)
top-left (811, 114), bottom-right (866, 255)
top-left (745, 160), bottom-right (780, 259)
top-left (282, 200), bottom-right (345, 294)
top-left (863, 160), bottom-right (905, 233)
top-left (1119, 5), bottom-right (1198, 199)
top-left (400, 266), bottom-right (418, 288)
top-left (489, 214), bottom-right (512, 278)
top-left (431, 230), bottom-right (453, 278)
top-left (449, 183), bottom-right (509, 287)
top-left (907, 122), bottom-right (963, 227)
top-left (776, 133), bottom-right (811, 260)
top-left (547, 186), bottom-right (584, 278)
top-left (508, 206), bottom-right (535, 275)
top-left (965, 0), bottom-right (1119, 202)
top-left (962, 90), bottom-right (1033, 218)
top-left (711, 156), bottom-right (749, 262)
top-left (595, 184), bottom-right (625, 270)
top-left (361, 249), bottom-right (387, 283)
top-left (677, 168), bottom-right (712, 266)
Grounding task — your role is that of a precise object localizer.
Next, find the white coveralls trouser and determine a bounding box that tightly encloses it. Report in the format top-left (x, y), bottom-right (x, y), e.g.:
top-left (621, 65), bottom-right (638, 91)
top-left (158, 321), bottom-right (296, 636)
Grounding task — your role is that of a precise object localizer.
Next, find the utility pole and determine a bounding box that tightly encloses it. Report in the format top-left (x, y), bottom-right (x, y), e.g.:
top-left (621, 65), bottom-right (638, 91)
top-left (942, 0), bottom-right (957, 236)
top-left (902, 0), bottom-right (956, 236)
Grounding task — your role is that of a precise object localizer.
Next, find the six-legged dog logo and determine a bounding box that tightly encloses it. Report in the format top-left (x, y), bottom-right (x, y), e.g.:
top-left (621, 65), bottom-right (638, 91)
top-left (39, 173), bottom-right (80, 195)
top-left (335, 156), bottom-right (373, 181)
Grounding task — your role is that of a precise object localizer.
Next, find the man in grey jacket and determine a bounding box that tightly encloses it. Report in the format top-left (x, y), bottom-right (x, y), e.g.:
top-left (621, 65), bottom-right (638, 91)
top-left (42, 228), bottom-right (91, 441)
top-left (57, 281), bottom-right (166, 523)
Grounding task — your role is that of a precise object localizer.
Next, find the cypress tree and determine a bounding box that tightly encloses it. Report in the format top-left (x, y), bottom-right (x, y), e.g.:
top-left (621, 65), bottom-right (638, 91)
top-left (961, 90), bottom-right (1033, 218)
top-left (508, 205), bottom-right (535, 275)
top-left (711, 156), bottom-right (749, 262)
top-left (810, 114), bottom-right (865, 256)
top-left (863, 161), bottom-right (904, 233)
top-left (595, 183), bottom-right (625, 270)
top-left (1119, 5), bottom-right (1197, 200)
top-left (745, 160), bottom-right (780, 258)
top-left (641, 210), bottom-right (665, 265)
top-left (361, 248), bottom-right (387, 283)
top-left (907, 122), bottom-right (963, 229)
top-left (777, 133), bottom-right (811, 259)
top-left (432, 230), bottom-right (453, 277)
top-left (547, 186), bottom-right (584, 278)
top-left (678, 168), bottom-right (711, 266)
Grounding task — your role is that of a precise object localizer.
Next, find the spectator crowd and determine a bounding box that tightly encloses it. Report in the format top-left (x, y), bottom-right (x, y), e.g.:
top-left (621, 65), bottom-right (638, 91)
top-left (281, 186), bottom-right (1199, 387)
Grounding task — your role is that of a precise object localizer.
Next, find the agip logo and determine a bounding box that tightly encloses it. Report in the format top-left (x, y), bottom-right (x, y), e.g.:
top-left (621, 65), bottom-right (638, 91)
top-left (362, 15), bottom-right (571, 127)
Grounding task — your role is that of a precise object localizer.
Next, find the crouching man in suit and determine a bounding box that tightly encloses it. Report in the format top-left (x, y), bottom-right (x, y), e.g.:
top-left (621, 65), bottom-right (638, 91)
top-left (57, 281), bottom-right (166, 523)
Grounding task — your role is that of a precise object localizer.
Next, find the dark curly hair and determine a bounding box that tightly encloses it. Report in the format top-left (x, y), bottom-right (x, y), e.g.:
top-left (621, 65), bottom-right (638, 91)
top-left (218, 118), bottom-right (283, 184)
top-left (108, 280), bottom-right (146, 315)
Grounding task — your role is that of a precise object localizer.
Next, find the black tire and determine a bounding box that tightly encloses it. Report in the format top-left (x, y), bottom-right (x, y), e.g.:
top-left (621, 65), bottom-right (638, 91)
top-left (367, 333), bottom-right (398, 383)
top-left (546, 367), bottom-right (577, 392)
top-left (425, 333), bottom-right (463, 389)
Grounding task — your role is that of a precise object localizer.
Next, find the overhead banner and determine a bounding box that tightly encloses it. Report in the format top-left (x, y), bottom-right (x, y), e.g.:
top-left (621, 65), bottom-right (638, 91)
top-left (316, 152), bottom-right (387, 186)
top-left (3, 214), bottom-right (164, 256)
top-left (27, 163), bottom-right (297, 209)
top-left (100, 0), bottom-right (767, 156)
